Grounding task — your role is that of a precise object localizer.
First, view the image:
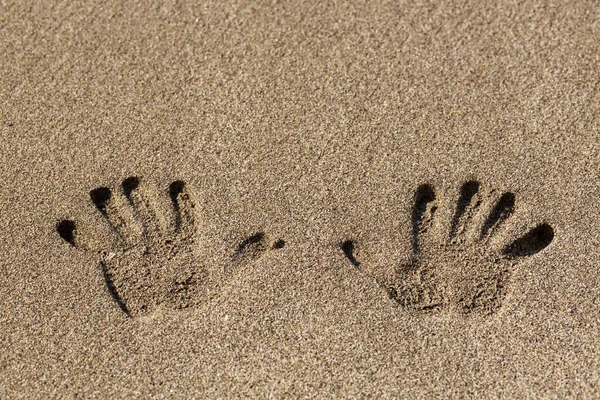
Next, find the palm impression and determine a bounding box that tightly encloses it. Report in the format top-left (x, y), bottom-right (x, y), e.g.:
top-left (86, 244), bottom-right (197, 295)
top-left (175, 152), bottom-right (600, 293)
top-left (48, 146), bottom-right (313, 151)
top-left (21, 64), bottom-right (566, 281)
top-left (57, 176), bottom-right (279, 317)
top-left (345, 181), bottom-right (554, 316)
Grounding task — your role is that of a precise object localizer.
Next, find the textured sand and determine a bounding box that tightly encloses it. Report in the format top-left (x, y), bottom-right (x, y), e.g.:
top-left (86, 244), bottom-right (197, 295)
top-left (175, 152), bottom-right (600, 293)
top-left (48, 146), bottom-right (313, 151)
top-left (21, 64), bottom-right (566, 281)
top-left (1, 1), bottom-right (600, 398)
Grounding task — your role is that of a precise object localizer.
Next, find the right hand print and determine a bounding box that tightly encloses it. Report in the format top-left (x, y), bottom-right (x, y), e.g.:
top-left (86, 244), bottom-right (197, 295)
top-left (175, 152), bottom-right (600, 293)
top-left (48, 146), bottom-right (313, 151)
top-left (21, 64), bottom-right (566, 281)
top-left (344, 180), bottom-right (554, 316)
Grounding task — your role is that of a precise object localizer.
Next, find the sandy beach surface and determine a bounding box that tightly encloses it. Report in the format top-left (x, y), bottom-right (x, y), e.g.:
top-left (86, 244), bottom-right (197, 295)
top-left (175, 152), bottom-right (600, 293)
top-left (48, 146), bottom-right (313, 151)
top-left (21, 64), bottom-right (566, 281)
top-left (1, 1), bottom-right (599, 398)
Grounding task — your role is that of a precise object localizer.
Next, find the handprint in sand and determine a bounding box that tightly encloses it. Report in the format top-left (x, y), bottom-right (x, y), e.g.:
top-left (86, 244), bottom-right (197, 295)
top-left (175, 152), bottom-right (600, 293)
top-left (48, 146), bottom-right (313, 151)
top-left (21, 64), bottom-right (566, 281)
top-left (57, 176), bottom-right (279, 317)
top-left (344, 181), bottom-right (554, 316)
